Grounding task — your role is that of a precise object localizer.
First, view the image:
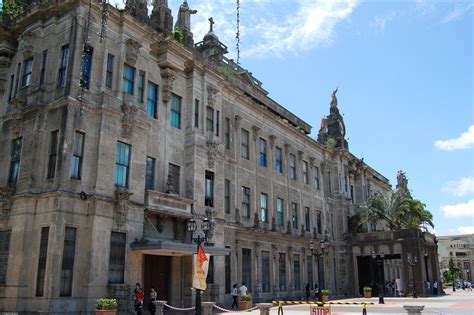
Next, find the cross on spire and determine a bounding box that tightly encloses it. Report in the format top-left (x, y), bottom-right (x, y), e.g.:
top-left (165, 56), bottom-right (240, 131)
top-left (209, 17), bottom-right (214, 32)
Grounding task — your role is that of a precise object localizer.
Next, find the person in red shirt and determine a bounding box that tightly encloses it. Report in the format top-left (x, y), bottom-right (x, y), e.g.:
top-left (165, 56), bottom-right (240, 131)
top-left (134, 287), bottom-right (144, 315)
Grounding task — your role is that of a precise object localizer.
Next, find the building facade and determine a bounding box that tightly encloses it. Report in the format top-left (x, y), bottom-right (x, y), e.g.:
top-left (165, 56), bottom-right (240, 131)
top-left (0, 1), bottom-right (413, 314)
top-left (438, 234), bottom-right (474, 283)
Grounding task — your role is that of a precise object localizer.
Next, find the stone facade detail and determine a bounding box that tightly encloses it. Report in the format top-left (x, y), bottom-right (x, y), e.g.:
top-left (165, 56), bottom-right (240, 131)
top-left (115, 188), bottom-right (133, 228)
top-left (160, 68), bottom-right (175, 104)
top-left (125, 38), bottom-right (142, 65)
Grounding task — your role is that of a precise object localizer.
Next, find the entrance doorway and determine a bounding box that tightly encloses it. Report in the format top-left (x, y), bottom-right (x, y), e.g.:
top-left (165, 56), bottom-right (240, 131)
top-left (144, 255), bottom-right (171, 303)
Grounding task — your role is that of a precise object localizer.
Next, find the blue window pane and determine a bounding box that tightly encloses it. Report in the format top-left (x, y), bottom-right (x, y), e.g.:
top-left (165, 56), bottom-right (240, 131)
top-left (70, 156), bottom-right (79, 178)
top-left (170, 94), bottom-right (181, 129)
top-left (147, 82), bottom-right (158, 118)
top-left (122, 64), bottom-right (135, 95)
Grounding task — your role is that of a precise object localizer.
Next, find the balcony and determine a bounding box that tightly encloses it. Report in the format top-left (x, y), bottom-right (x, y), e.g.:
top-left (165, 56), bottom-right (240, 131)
top-left (145, 190), bottom-right (193, 218)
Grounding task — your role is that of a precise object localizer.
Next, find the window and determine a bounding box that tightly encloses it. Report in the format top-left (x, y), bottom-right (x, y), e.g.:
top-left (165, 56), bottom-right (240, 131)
top-left (224, 179), bottom-right (231, 214)
top-left (262, 251), bottom-right (271, 292)
top-left (105, 53), bottom-right (114, 88)
top-left (317, 211), bottom-right (322, 234)
top-left (108, 232), bottom-right (126, 284)
top-left (241, 129), bottom-right (249, 159)
top-left (0, 230), bottom-right (11, 284)
top-left (39, 50), bottom-right (47, 86)
top-left (242, 186), bottom-right (250, 218)
top-left (194, 99), bottom-right (199, 128)
top-left (242, 248), bottom-right (252, 289)
top-left (8, 137), bottom-right (22, 184)
top-left (259, 138), bottom-right (267, 167)
top-left (21, 58), bottom-right (33, 87)
top-left (138, 71), bottom-right (145, 103)
top-left (168, 164), bottom-right (180, 194)
top-left (122, 63), bottom-right (135, 95)
top-left (207, 256), bottom-right (215, 284)
top-left (70, 131), bottom-right (85, 179)
top-left (170, 94), bottom-right (182, 129)
top-left (80, 45), bottom-right (93, 89)
top-left (146, 81), bottom-right (158, 118)
top-left (60, 227), bottom-right (76, 296)
top-left (275, 147), bottom-right (282, 173)
top-left (8, 74), bottom-right (14, 102)
top-left (291, 203), bottom-right (298, 229)
top-left (115, 142), bottom-right (131, 188)
top-left (314, 166), bottom-right (320, 190)
top-left (206, 106), bottom-right (214, 132)
top-left (279, 253), bottom-right (286, 291)
top-left (58, 45), bottom-right (69, 87)
top-left (47, 130), bottom-right (59, 179)
top-left (293, 254), bottom-right (301, 290)
top-left (224, 117), bottom-right (230, 150)
top-left (14, 62), bottom-right (21, 96)
top-left (289, 154), bottom-right (296, 179)
top-left (307, 256), bottom-right (314, 288)
top-left (205, 171), bottom-right (214, 207)
top-left (328, 171), bottom-right (332, 193)
top-left (303, 161), bottom-right (309, 184)
top-left (344, 175), bottom-right (348, 192)
top-left (216, 110), bottom-right (220, 137)
top-left (276, 198), bottom-right (284, 226)
top-left (36, 227), bottom-right (49, 296)
top-left (260, 193), bottom-right (268, 223)
top-left (145, 157), bottom-right (155, 190)
top-left (225, 246), bottom-right (231, 293)
top-left (305, 207), bottom-right (310, 232)
top-left (350, 185), bottom-right (354, 204)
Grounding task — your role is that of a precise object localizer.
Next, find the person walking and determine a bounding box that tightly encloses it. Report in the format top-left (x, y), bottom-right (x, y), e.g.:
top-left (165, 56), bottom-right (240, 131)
top-left (433, 280), bottom-right (438, 295)
top-left (134, 287), bottom-right (144, 315)
top-left (314, 284), bottom-right (319, 300)
top-left (305, 283), bottom-right (311, 300)
top-left (239, 282), bottom-right (248, 296)
top-left (149, 286), bottom-right (157, 315)
top-left (231, 284), bottom-right (239, 309)
top-left (426, 281), bottom-right (431, 296)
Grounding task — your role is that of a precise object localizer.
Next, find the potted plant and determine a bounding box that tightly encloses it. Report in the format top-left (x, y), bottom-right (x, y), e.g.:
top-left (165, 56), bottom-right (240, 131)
top-left (239, 293), bottom-right (253, 310)
top-left (96, 298), bottom-right (117, 315)
top-left (363, 286), bottom-right (372, 298)
top-left (321, 289), bottom-right (330, 303)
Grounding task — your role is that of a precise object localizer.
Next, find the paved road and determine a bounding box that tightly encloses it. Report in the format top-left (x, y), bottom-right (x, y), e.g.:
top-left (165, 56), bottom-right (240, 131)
top-left (220, 289), bottom-right (474, 315)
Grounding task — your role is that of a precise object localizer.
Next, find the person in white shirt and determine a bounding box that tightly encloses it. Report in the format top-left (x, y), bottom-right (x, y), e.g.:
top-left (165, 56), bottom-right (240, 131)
top-left (433, 280), bottom-right (438, 295)
top-left (240, 282), bottom-right (248, 296)
top-left (231, 284), bottom-right (239, 309)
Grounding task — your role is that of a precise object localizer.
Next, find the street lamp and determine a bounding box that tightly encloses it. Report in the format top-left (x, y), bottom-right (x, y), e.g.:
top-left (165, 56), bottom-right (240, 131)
top-left (371, 251), bottom-right (385, 304)
top-left (407, 255), bottom-right (418, 298)
top-left (187, 217), bottom-right (211, 315)
top-left (310, 239), bottom-right (326, 302)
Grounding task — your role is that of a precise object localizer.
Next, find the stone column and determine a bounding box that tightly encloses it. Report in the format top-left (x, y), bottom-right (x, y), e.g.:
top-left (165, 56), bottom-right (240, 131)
top-left (201, 301), bottom-right (215, 315)
top-left (154, 300), bottom-right (167, 315)
top-left (257, 303), bottom-right (273, 315)
top-left (403, 305), bottom-right (424, 315)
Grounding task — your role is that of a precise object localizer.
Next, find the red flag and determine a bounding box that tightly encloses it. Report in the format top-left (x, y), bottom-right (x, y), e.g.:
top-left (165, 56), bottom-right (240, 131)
top-left (197, 243), bottom-right (208, 266)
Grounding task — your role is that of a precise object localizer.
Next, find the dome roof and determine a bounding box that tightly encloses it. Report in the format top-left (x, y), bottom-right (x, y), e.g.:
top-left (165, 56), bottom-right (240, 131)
top-left (203, 30), bottom-right (219, 43)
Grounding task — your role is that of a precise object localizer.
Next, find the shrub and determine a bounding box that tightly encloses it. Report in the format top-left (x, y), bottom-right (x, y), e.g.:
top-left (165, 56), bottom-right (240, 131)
top-left (96, 298), bottom-right (118, 310)
top-left (363, 286), bottom-right (372, 293)
top-left (240, 294), bottom-right (252, 301)
top-left (321, 289), bottom-right (330, 296)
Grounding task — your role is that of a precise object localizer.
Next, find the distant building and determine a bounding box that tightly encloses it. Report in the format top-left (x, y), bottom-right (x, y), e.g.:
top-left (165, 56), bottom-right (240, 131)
top-left (438, 234), bottom-right (474, 282)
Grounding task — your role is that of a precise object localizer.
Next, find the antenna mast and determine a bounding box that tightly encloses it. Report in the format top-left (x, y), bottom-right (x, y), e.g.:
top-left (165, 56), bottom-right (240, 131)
top-left (236, 0), bottom-right (241, 64)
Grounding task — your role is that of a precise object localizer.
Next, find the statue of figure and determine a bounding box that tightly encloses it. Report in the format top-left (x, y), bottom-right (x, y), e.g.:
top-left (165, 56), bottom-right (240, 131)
top-left (330, 87), bottom-right (338, 108)
top-left (176, 1), bottom-right (197, 32)
top-left (396, 170), bottom-right (408, 189)
top-left (151, 0), bottom-right (174, 36)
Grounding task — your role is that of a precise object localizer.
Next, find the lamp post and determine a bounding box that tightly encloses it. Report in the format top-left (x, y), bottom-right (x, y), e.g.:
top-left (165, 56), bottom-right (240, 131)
top-left (310, 239), bottom-right (326, 302)
top-left (187, 217), bottom-right (211, 315)
top-left (407, 255), bottom-right (418, 298)
top-left (371, 251), bottom-right (385, 304)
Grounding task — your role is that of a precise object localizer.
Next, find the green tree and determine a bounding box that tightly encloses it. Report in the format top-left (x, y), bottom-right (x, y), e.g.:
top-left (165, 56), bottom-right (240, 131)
top-left (443, 258), bottom-right (461, 292)
top-left (1, 0), bottom-right (23, 26)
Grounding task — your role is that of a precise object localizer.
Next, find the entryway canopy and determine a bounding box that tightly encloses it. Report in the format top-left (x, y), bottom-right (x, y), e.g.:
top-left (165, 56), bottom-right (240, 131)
top-left (130, 240), bottom-right (230, 256)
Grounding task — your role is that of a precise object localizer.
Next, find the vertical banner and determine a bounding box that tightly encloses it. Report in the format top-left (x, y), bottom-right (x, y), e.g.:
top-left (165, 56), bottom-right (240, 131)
top-left (192, 243), bottom-right (210, 290)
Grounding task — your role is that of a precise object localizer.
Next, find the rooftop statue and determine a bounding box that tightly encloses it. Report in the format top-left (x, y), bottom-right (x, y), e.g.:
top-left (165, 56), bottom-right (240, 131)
top-left (330, 87), bottom-right (338, 108)
top-left (396, 170), bottom-right (408, 189)
top-left (176, 1), bottom-right (197, 32)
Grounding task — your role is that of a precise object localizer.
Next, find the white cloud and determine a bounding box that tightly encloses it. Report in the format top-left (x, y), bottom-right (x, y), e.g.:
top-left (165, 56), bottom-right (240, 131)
top-left (441, 3), bottom-right (473, 24)
top-left (457, 226), bottom-right (474, 235)
top-left (442, 199), bottom-right (474, 217)
top-left (442, 177), bottom-right (474, 197)
top-left (434, 125), bottom-right (474, 151)
top-left (370, 12), bottom-right (396, 32)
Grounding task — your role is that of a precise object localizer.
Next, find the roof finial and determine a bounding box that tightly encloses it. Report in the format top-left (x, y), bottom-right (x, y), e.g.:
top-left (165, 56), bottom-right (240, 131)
top-left (209, 17), bottom-right (214, 32)
top-left (331, 87), bottom-right (338, 108)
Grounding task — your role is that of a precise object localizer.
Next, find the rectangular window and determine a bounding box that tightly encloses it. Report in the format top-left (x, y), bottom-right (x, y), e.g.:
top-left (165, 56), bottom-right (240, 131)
top-left (344, 175), bottom-right (348, 192)
top-left (145, 157), bottom-right (155, 190)
top-left (291, 203), bottom-right (298, 229)
top-left (241, 129), bottom-right (249, 159)
top-left (58, 45), bottom-right (69, 87)
top-left (0, 230), bottom-right (11, 284)
top-left (307, 256), bottom-right (313, 288)
top-left (170, 94), bottom-right (182, 129)
top-left (206, 106), bottom-right (214, 132)
top-left (224, 179), bottom-right (231, 214)
top-left (305, 207), bottom-right (310, 232)
top-left (275, 147), bottom-right (282, 173)
top-left (147, 81), bottom-right (158, 118)
top-left (21, 58), bottom-right (33, 87)
top-left (168, 163), bottom-right (180, 194)
top-left (8, 74), bottom-right (14, 102)
top-left (315, 166), bottom-right (320, 190)
top-left (47, 130), bottom-right (59, 179)
top-left (317, 211), bottom-right (322, 235)
top-left (225, 246), bottom-right (231, 294)
top-left (14, 62), bottom-right (21, 97)
top-left (242, 186), bottom-right (250, 218)
top-left (224, 117), bottom-right (230, 150)
top-left (279, 253), bottom-right (286, 291)
top-left (260, 193), bottom-right (268, 223)
top-left (350, 185), bottom-right (354, 204)
top-left (194, 99), bottom-right (199, 128)
top-left (138, 71), bottom-right (145, 103)
top-left (105, 53), bottom-right (114, 88)
top-left (115, 142), bottom-right (131, 188)
top-left (60, 227), bottom-right (76, 296)
top-left (39, 50), bottom-right (47, 86)
top-left (289, 154), bottom-right (296, 180)
top-left (8, 137), bottom-right (22, 184)
top-left (122, 63), bottom-right (135, 95)
top-left (36, 227), bottom-right (49, 296)
top-left (262, 251), bottom-right (271, 292)
top-left (216, 110), bottom-right (220, 137)
top-left (108, 232), bottom-right (126, 284)
top-left (80, 45), bottom-right (93, 89)
top-left (259, 138), bottom-right (267, 167)
top-left (328, 171), bottom-right (332, 193)
top-left (303, 161), bottom-right (309, 184)
top-left (205, 171), bottom-right (214, 207)
top-left (276, 198), bottom-right (284, 226)
top-left (242, 248), bottom-right (252, 290)
top-left (293, 254), bottom-right (301, 291)
top-left (70, 131), bottom-right (85, 179)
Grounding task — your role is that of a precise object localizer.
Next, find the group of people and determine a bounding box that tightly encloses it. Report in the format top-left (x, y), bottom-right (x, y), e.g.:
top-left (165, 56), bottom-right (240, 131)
top-left (425, 280), bottom-right (439, 296)
top-left (133, 283), bottom-right (157, 315)
top-left (230, 282), bottom-right (249, 309)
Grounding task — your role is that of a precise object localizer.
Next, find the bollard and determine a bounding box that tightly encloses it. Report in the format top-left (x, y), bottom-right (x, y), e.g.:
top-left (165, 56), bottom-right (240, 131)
top-left (154, 300), bottom-right (167, 315)
top-left (362, 303), bottom-right (367, 315)
top-left (201, 301), bottom-right (215, 315)
top-left (403, 305), bottom-right (424, 315)
top-left (257, 303), bottom-right (273, 315)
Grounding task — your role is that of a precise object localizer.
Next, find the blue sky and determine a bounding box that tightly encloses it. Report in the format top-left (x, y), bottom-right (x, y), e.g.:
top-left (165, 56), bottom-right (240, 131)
top-left (120, 1), bottom-right (471, 235)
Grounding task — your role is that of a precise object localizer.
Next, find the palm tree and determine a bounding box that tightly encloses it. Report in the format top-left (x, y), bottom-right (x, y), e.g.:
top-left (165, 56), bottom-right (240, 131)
top-left (398, 198), bottom-right (434, 230)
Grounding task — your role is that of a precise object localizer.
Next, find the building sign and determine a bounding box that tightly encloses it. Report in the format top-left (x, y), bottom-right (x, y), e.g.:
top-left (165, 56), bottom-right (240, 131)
top-left (310, 305), bottom-right (331, 315)
top-left (192, 244), bottom-right (210, 290)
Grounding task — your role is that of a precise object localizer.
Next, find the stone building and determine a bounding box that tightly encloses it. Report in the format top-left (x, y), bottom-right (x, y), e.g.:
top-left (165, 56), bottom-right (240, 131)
top-left (438, 234), bottom-right (474, 283)
top-left (0, 1), bottom-right (423, 314)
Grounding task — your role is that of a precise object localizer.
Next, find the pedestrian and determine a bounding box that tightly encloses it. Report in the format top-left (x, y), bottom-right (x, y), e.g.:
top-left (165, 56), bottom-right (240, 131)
top-left (426, 281), bottom-right (431, 296)
top-left (230, 284), bottom-right (239, 309)
top-left (433, 280), bottom-right (438, 295)
top-left (314, 284), bottom-right (319, 300)
top-left (305, 283), bottom-right (311, 300)
top-left (149, 286), bottom-right (157, 315)
top-left (239, 282), bottom-right (248, 296)
top-left (134, 287), bottom-right (144, 315)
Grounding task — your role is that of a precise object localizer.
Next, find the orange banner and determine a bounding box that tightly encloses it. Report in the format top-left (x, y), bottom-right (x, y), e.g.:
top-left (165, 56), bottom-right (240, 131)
top-left (192, 244), bottom-right (210, 290)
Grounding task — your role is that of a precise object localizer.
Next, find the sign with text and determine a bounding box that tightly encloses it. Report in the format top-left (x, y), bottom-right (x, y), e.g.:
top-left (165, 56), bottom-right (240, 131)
top-left (310, 305), bottom-right (331, 315)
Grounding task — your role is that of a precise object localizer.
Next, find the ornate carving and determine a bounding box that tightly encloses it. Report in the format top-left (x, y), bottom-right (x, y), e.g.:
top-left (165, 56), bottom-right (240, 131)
top-left (151, 0), bottom-right (174, 37)
top-left (309, 156), bottom-right (316, 168)
top-left (254, 212), bottom-right (261, 229)
top-left (207, 138), bottom-right (221, 169)
top-left (0, 187), bottom-right (15, 222)
top-left (331, 87), bottom-right (338, 108)
top-left (115, 188), bottom-right (133, 228)
top-left (300, 224), bottom-right (305, 237)
top-left (206, 84), bottom-right (219, 107)
top-left (175, 0), bottom-right (197, 47)
top-left (287, 220), bottom-right (292, 235)
top-left (396, 170), bottom-right (408, 189)
top-left (271, 216), bottom-right (277, 231)
top-left (269, 135), bottom-right (276, 149)
top-left (297, 150), bottom-right (304, 161)
top-left (125, 39), bottom-right (142, 65)
top-left (19, 32), bottom-right (35, 58)
top-left (160, 68), bottom-right (176, 104)
top-left (284, 143), bottom-right (291, 155)
top-left (252, 126), bottom-right (260, 141)
top-left (121, 102), bottom-right (138, 138)
top-left (234, 115), bottom-right (242, 129)
top-left (235, 207), bottom-right (241, 224)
